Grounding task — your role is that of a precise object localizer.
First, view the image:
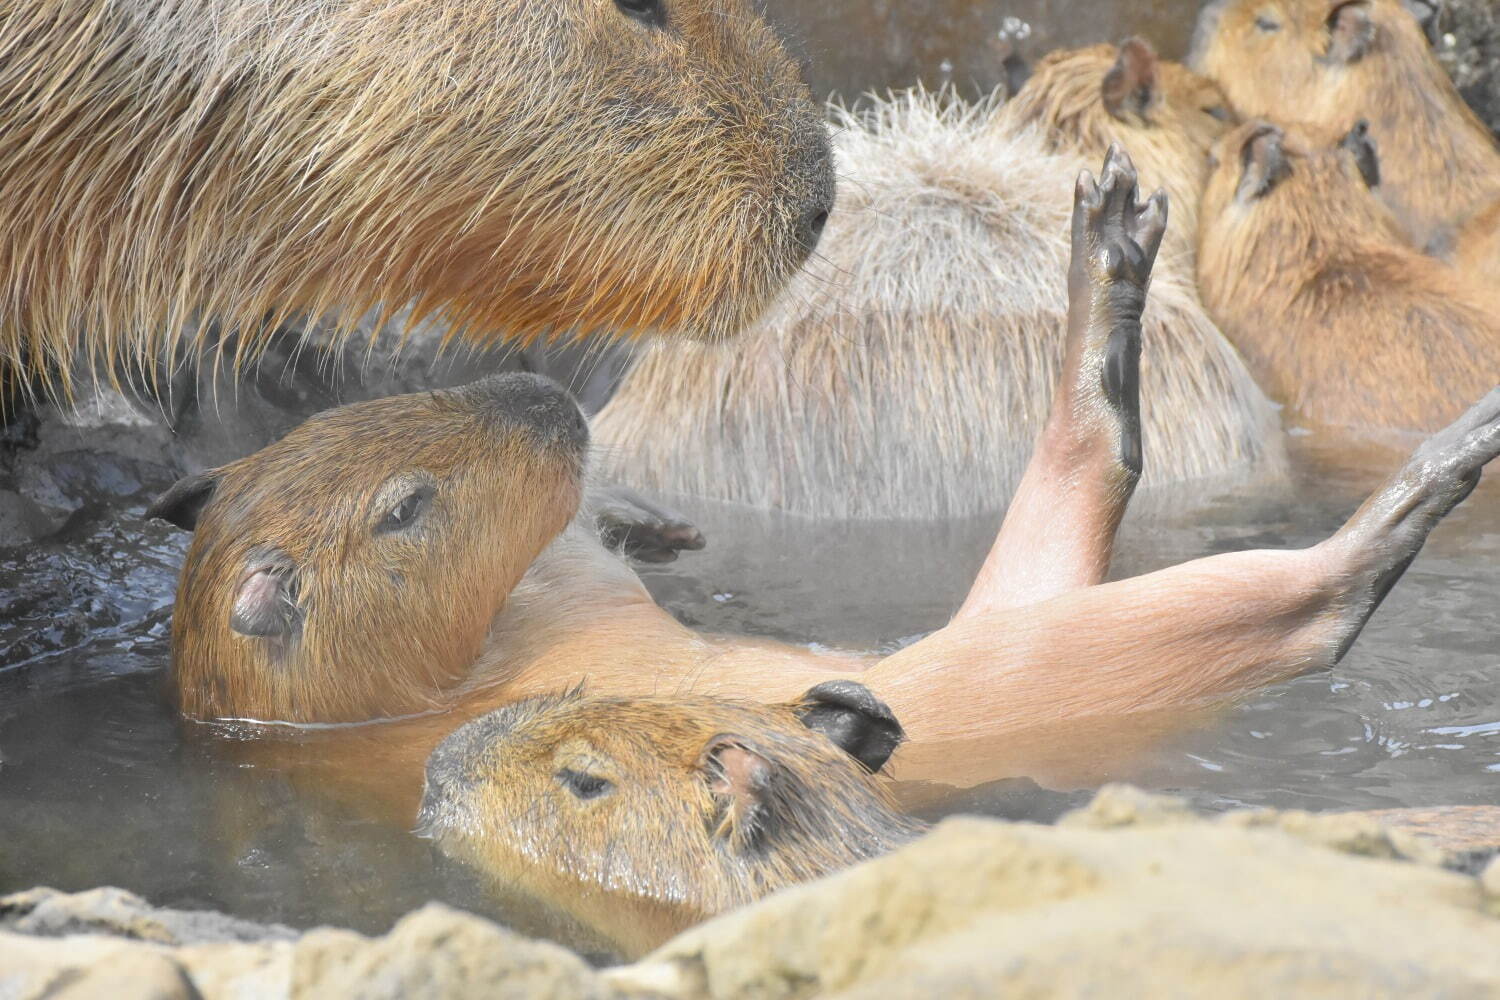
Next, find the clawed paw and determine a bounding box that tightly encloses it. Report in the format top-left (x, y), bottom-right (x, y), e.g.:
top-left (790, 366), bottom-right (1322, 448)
top-left (590, 485), bottom-right (707, 563)
top-left (1071, 143), bottom-right (1168, 293)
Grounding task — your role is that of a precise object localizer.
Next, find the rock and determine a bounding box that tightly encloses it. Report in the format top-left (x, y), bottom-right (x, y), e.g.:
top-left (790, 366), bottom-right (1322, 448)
top-left (1432, 0), bottom-right (1500, 136)
top-left (0, 489), bottom-right (61, 545)
top-left (616, 814), bottom-right (1500, 999)
top-left (0, 886), bottom-right (296, 946)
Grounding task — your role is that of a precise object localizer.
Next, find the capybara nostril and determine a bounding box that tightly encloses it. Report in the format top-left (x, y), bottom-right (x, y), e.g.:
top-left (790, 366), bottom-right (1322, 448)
top-left (462, 373), bottom-right (588, 453)
top-left (789, 122), bottom-right (836, 259)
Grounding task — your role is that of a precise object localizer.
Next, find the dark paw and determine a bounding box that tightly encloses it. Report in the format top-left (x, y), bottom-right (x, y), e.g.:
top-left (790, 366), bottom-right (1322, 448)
top-left (590, 485), bottom-right (706, 564)
top-left (1071, 143), bottom-right (1168, 293)
top-left (1404, 387), bottom-right (1500, 501)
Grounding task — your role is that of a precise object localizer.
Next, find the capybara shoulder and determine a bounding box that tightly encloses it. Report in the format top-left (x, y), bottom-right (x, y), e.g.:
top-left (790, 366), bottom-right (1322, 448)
top-left (1197, 119), bottom-right (1500, 431)
top-left (2, 0), bottom-right (833, 396)
top-left (1190, 0), bottom-right (1500, 243)
top-left (147, 374), bottom-right (588, 723)
top-left (418, 682), bottom-right (923, 957)
top-left (1000, 38), bottom-right (1235, 237)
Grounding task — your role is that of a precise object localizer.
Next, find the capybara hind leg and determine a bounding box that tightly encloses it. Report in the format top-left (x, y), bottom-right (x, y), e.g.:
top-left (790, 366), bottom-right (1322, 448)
top-left (957, 145), bottom-right (1168, 619)
top-left (1321, 388), bottom-right (1500, 658)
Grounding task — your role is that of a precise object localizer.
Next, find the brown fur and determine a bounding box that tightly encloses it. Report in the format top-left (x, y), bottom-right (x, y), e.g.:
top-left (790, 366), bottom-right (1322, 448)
top-left (417, 691), bottom-right (1500, 957)
top-left (1190, 0), bottom-right (1500, 246)
top-left (416, 689), bottom-right (924, 957)
top-left (591, 47), bottom-right (1281, 519)
top-left (154, 154), bottom-right (1500, 858)
top-left (1197, 120), bottom-right (1500, 432)
top-left (1453, 195), bottom-right (1500, 285)
top-left (0, 0), bottom-right (832, 399)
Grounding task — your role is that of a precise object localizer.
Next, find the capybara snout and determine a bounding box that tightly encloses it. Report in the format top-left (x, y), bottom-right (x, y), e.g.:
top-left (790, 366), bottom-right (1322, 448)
top-left (149, 374), bottom-right (589, 723)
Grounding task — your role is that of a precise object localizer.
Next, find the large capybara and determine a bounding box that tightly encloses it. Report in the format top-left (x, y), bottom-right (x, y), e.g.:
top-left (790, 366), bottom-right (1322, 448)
top-left (590, 44), bottom-right (1282, 519)
top-left (420, 687), bottom-right (1500, 956)
top-left (1189, 0), bottom-right (1500, 247)
top-left (152, 150), bottom-right (1500, 838)
top-left (1197, 119), bottom-right (1500, 432)
top-left (0, 0), bottom-right (833, 397)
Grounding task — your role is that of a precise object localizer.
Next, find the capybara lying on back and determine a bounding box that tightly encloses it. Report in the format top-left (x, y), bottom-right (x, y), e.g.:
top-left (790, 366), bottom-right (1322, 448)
top-left (591, 46), bottom-right (1281, 519)
top-left (152, 150), bottom-right (1500, 855)
top-left (1197, 119), bottom-right (1500, 432)
top-left (0, 0), bottom-right (833, 396)
top-left (421, 687), bottom-right (1500, 956)
top-left (1190, 0), bottom-right (1500, 246)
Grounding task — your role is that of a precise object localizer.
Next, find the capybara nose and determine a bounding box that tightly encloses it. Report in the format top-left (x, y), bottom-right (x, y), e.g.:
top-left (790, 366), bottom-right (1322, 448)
top-left (464, 373), bottom-right (588, 453)
top-left (790, 121), bottom-right (836, 259)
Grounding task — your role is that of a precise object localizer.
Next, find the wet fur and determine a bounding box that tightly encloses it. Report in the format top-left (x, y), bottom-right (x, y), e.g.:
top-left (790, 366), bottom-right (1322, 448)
top-left (1197, 121), bottom-right (1500, 431)
top-left (1192, 0), bottom-right (1500, 246)
top-left (0, 0), bottom-right (828, 398)
top-left (593, 70), bottom-right (1282, 519)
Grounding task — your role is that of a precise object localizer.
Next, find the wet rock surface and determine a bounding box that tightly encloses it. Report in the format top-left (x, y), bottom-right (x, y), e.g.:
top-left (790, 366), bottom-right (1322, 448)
top-left (1430, 0), bottom-right (1500, 136)
top-left (5, 790), bottom-right (1499, 1000)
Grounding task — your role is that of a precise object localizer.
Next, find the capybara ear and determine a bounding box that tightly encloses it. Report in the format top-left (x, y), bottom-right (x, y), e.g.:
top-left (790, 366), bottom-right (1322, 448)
top-left (699, 736), bottom-right (773, 843)
top-left (1339, 119), bottom-right (1382, 188)
top-left (229, 552), bottom-right (301, 639)
top-left (145, 470), bottom-right (221, 531)
top-left (1236, 123), bottom-right (1293, 201)
top-left (1326, 1), bottom-right (1376, 64)
top-left (1102, 37), bottom-right (1160, 121)
top-left (795, 680), bottom-right (905, 773)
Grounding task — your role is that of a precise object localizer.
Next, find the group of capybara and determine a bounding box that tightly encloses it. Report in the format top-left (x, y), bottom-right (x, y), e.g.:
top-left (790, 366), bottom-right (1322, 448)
top-left (5, 0), bottom-right (1500, 962)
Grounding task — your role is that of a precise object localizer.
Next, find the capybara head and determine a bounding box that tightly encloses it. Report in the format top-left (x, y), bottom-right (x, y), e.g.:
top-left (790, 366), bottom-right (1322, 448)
top-left (1000, 39), bottom-right (1234, 233)
top-left (6, 0), bottom-right (835, 396)
top-left (418, 681), bottom-right (924, 956)
top-left (149, 374), bottom-right (588, 723)
top-left (1199, 118), bottom-right (1398, 274)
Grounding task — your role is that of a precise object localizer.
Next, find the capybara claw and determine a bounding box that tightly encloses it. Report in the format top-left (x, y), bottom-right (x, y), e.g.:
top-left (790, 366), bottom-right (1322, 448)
top-left (591, 485), bottom-right (707, 563)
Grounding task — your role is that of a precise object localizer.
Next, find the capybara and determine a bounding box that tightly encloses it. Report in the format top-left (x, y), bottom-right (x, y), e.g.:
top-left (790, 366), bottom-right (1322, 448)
top-left (1197, 119), bottom-right (1500, 432)
top-left (1452, 194), bottom-right (1500, 285)
top-left (1189, 0), bottom-right (1500, 246)
top-left (0, 0), bottom-right (833, 397)
top-left (153, 149), bottom-right (1500, 836)
top-left (420, 688), bottom-right (1500, 956)
top-left (590, 48), bottom-right (1280, 519)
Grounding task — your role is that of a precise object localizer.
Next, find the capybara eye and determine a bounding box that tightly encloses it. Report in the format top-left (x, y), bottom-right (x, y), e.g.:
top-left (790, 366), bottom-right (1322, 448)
top-left (1204, 105), bottom-right (1232, 122)
top-left (1254, 15), bottom-right (1281, 32)
top-left (556, 767), bottom-right (614, 800)
top-left (613, 0), bottom-right (664, 27)
top-left (375, 486), bottom-right (434, 536)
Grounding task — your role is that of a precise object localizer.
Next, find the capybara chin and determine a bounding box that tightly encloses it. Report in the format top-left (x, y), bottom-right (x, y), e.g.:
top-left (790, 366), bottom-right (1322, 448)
top-left (418, 683), bottom-right (923, 958)
top-left (1190, 0), bottom-right (1500, 246)
top-left (0, 0), bottom-right (833, 397)
top-left (1196, 119), bottom-right (1500, 432)
top-left (147, 373), bottom-right (589, 723)
top-left (592, 66), bottom-right (1280, 520)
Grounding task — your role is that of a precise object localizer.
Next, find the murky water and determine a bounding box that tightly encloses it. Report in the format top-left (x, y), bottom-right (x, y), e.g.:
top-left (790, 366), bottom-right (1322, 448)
top-left (3, 426), bottom-right (1498, 941)
top-left (2, 0), bottom-right (1497, 954)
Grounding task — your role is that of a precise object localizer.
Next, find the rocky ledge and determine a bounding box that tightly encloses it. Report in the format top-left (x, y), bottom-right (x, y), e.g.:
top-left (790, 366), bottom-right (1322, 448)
top-left (4, 788), bottom-right (1499, 1000)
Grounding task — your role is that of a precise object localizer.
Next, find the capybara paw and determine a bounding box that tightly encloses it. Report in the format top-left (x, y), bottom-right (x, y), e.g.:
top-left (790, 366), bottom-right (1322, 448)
top-left (1402, 386), bottom-right (1500, 507)
top-left (1071, 143), bottom-right (1168, 297)
top-left (591, 485), bottom-right (707, 563)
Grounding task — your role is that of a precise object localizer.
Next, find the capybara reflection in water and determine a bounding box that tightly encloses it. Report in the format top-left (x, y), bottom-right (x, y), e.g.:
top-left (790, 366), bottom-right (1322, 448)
top-left (421, 687), bottom-right (1500, 956)
top-left (1197, 119), bottom-right (1500, 433)
top-left (0, 0), bottom-right (832, 397)
top-left (1190, 0), bottom-right (1500, 247)
top-left (154, 149), bottom-right (1500, 846)
top-left (591, 44), bottom-right (1283, 520)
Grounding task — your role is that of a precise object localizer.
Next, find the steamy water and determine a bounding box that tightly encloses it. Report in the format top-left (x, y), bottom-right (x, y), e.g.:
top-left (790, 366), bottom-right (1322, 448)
top-left (2, 0), bottom-right (1498, 954)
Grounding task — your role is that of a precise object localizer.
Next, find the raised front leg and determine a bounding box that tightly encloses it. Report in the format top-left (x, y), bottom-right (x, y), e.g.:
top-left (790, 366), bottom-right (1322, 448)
top-left (956, 145), bottom-right (1168, 619)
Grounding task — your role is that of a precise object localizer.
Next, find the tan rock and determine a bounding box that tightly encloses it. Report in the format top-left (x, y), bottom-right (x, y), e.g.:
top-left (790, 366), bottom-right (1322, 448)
top-left (614, 815), bottom-right (1500, 1000)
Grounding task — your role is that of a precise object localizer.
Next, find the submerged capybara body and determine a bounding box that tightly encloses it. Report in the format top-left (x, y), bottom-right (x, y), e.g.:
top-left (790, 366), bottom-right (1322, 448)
top-left (1190, 0), bottom-right (1500, 246)
top-left (420, 689), bottom-right (1500, 957)
top-left (1197, 120), bottom-right (1500, 432)
top-left (0, 0), bottom-right (833, 396)
top-left (592, 48), bottom-right (1281, 519)
top-left (152, 150), bottom-right (1500, 862)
